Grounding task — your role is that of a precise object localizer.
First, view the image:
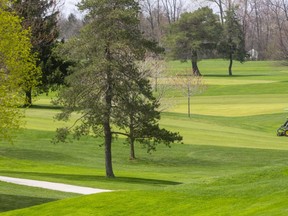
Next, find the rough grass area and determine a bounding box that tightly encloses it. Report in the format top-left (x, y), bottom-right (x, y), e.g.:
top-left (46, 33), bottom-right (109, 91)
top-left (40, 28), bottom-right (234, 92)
top-left (1, 60), bottom-right (288, 215)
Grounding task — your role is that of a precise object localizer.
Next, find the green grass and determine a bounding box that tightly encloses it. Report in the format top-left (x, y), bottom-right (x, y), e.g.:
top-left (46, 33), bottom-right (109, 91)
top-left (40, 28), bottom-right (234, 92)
top-left (2, 60), bottom-right (288, 215)
top-left (0, 181), bottom-right (77, 213)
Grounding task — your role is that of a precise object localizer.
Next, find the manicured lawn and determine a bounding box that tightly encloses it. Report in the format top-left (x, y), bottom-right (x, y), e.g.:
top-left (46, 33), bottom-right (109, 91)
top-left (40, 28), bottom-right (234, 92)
top-left (1, 60), bottom-right (288, 215)
top-left (0, 181), bottom-right (76, 213)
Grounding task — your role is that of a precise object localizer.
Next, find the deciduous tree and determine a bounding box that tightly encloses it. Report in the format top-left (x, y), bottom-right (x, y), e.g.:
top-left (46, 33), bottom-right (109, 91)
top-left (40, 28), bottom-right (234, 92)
top-left (0, 0), bottom-right (39, 141)
top-left (13, 0), bottom-right (59, 105)
top-left (172, 73), bottom-right (206, 118)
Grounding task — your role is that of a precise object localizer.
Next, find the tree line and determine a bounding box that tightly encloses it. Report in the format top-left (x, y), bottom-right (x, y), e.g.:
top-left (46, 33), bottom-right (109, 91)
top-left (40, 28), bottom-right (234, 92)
top-left (140, 0), bottom-right (288, 60)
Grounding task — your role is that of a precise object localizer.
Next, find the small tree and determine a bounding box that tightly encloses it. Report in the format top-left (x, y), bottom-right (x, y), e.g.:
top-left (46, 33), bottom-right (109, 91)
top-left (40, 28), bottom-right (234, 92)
top-left (166, 7), bottom-right (222, 76)
top-left (113, 67), bottom-right (182, 160)
top-left (137, 57), bottom-right (166, 92)
top-left (218, 5), bottom-right (247, 76)
top-left (172, 73), bottom-right (206, 118)
top-left (0, 1), bottom-right (39, 141)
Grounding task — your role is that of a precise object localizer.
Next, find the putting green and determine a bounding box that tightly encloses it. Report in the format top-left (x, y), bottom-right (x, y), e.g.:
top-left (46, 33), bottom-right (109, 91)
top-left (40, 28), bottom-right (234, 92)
top-left (168, 95), bottom-right (288, 117)
top-left (204, 78), bottom-right (276, 85)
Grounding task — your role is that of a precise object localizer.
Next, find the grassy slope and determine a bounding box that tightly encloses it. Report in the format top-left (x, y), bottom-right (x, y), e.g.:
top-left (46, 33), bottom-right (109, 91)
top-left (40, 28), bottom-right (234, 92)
top-left (2, 60), bottom-right (288, 215)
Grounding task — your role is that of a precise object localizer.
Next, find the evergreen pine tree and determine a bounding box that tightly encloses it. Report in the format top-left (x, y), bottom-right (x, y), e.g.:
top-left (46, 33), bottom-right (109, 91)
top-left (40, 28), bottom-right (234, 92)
top-left (54, 0), bottom-right (181, 177)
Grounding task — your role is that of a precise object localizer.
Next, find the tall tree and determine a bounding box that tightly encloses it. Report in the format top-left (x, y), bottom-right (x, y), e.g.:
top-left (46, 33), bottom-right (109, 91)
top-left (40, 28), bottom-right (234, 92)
top-left (0, 0), bottom-right (39, 141)
top-left (13, 0), bottom-right (59, 105)
top-left (53, 0), bottom-right (173, 177)
top-left (218, 5), bottom-right (246, 75)
top-left (166, 7), bottom-right (222, 76)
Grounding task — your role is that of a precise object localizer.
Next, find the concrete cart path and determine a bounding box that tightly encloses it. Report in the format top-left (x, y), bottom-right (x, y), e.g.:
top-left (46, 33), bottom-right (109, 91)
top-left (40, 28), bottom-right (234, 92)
top-left (0, 176), bottom-right (112, 195)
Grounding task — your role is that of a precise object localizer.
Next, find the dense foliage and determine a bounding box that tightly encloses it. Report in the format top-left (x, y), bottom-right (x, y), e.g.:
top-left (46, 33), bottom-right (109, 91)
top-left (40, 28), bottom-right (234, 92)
top-left (218, 6), bottom-right (247, 75)
top-left (166, 7), bottom-right (222, 76)
top-left (0, 0), bottom-right (39, 141)
top-left (13, 0), bottom-right (60, 104)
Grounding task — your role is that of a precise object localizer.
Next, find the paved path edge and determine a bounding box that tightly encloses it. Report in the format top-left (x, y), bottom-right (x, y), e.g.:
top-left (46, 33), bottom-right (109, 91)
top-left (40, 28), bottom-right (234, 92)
top-left (0, 176), bottom-right (112, 195)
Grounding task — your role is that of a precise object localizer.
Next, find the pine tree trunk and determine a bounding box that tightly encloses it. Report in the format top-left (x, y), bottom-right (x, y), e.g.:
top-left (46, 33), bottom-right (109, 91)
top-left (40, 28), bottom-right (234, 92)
top-left (129, 119), bottom-right (136, 160)
top-left (104, 120), bottom-right (115, 178)
top-left (191, 50), bottom-right (201, 76)
top-left (104, 47), bottom-right (115, 178)
top-left (130, 137), bottom-right (136, 160)
top-left (103, 89), bottom-right (115, 177)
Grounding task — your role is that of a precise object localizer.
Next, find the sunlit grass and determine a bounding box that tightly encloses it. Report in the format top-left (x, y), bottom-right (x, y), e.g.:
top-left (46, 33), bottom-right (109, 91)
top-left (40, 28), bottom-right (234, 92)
top-left (168, 94), bottom-right (288, 117)
top-left (2, 60), bottom-right (288, 215)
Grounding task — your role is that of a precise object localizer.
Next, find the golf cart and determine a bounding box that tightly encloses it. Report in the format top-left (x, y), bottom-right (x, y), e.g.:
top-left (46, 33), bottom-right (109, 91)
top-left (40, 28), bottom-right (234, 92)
top-left (277, 119), bottom-right (288, 136)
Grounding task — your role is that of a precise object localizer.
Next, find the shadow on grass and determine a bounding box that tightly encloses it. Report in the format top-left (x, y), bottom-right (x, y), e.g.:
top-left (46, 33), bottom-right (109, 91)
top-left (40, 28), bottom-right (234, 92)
top-left (29, 104), bottom-right (62, 110)
top-left (0, 194), bottom-right (57, 213)
top-left (0, 171), bottom-right (182, 186)
top-left (0, 147), bottom-right (78, 163)
top-left (204, 74), bottom-right (266, 78)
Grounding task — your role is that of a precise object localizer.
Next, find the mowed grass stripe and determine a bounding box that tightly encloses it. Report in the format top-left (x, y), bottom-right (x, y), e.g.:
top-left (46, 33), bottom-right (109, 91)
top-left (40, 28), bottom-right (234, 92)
top-left (2, 60), bottom-right (288, 215)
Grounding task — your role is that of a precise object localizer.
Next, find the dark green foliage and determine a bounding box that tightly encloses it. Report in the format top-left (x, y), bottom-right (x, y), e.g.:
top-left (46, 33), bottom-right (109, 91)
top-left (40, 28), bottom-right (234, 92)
top-left (166, 7), bottom-right (222, 76)
top-left (113, 71), bottom-right (182, 159)
top-left (41, 41), bottom-right (75, 92)
top-left (217, 6), bottom-right (247, 76)
top-left (137, 125), bottom-right (183, 153)
top-left (13, 0), bottom-right (60, 104)
top-left (13, 0), bottom-right (59, 54)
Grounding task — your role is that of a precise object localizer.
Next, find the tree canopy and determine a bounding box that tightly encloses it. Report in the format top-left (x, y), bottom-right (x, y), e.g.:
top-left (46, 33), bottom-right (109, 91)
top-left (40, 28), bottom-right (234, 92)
top-left (0, 0), bottom-right (39, 141)
top-left (218, 5), bottom-right (247, 76)
top-left (13, 0), bottom-right (60, 105)
top-left (166, 7), bottom-right (222, 76)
